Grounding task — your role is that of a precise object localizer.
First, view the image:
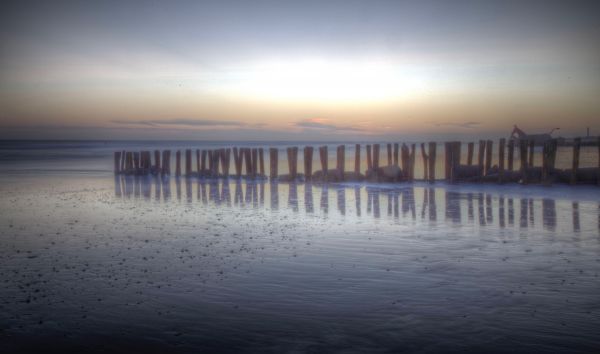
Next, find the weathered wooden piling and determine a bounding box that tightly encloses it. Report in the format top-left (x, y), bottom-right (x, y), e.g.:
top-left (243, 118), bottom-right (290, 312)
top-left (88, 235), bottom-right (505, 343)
top-left (387, 143), bottom-right (392, 166)
top-left (428, 142), bottom-right (436, 182)
top-left (444, 142), bottom-right (452, 180)
top-left (401, 144), bottom-right (410, 178)
top-left (366, 145), bottom-right (372, 171)
top-left (133, 152), bottom-right (140, 171)
top-left (467, 142), bottom-right (474, 166)
top-left (528, 140), bottom-right (535, 168)
top-left (175, 151), bottom-right (181, 177)
top-left (571, 138), bottom-right (581, 185)
top-left (477, 140), bottom-right (485, 177)
top-left (337, 145), bottom-right (345, 180)
top-left (498, 138), bottom-right (506, 183)
top-left (221, 148), bottom-right (231, 177)
top-left (195, 149), bottom-right (200, 173)
top-left (259, 148), bottom-right (265, 176)
top-left (114, 151), bottom-right (121, 174)
top-left (233, 148), bottom-right (242, 177)
top-left (120, 150), bottom-right (126, 171)
top-left (409, 144), bottom-right (416, 181)
top-left (244, 148), bottom-right (252, 176)
top-left (519, 140), bottom-right (528, 183)
top-left (421, 143), bottom-right (428, 180)
top-left (154, 150), bottom-right (161, 170)
top-left (450, 142), bottom-right (461, 183)
top-left (485, 140), bottom-right (493, 176)
top-left (304, 146), bottom-right (313, 181)
top-left (373, 144), bottom-right (380, 170)
top-left (393, 143), bottom-right (399, 166)
top-left (161, 150), bottom-right (170, 175)
top-left (207, 150), bottom-right (214, 174)
top-left (269, 148), bottom-right (278, 179)
top-left (507, 140), bottom-right (515, 171)
top-left (319, 146), bottom-right (328, 175)
top-left (354, 144), bottom-right (361, 174)
top-left (598, 137), bottom-right (600, 186)
top-left (287, 146), bottom-right (298, 179)
top-left (185, 149), bottom-right (192, 176)
top-left (251, 148), bottom-right (258, 177)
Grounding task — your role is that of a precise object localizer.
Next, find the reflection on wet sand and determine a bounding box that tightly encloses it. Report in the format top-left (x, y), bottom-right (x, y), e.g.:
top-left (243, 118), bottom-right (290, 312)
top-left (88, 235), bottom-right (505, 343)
top-left (114, 176), bottom-right (596, 233)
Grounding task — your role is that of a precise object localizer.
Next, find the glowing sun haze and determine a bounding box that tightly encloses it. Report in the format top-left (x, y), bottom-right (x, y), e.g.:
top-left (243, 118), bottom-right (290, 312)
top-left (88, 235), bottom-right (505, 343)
top-left (0, 0), bottom-right (598, 140)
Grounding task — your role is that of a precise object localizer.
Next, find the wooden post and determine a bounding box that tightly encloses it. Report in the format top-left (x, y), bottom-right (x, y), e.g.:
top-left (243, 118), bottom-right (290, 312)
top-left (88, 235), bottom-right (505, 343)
top-left (337, 145), bottom-right (345, 180)
top-left (251, 148), bottom-right (258, 178)
top-left (354, 144), bottom-right (361, 175)
top-left (444, 142), bottom-right (451, 180)
top-left (185, 149), bottom-right (192, 176)
top-left (287, 147), bottom-right (298, 179)
top-left (304, 146), bottom-right (313, 181)
top-left (214, 149), bottom-right (221, 176)
top-left (366, 145), bottom-right (372, 171)
top-left (467, 142), bottom-right (474, 166)
top-left (528, 140), bottom-right (535, 168)
top-left (175, 150), bottom-right (181, 177)
top-left (221, 148), bottom-right (231, 177)
top-left (120, 150), bottom-right (126, 172)
top-left (207, 150), bottom-right (214, 174)
top-left (114, 151), bottom-right (121, 174)
top-left (259, 148), bottom-right (265, 176)
top-left (269, 148), bottom-right (278, 179)
top-left (154, 150), bottom-right (161, 170)
top-left (542, 141), bottom-right (551, 185)
top-left (244, 148), bottom-right (252, 176)
top-left (133, 152), bottom-right (140, 172)
top-left (571, 137), bottom-right (581, 185)
top-left (477, 140), bottom-right (485, 178)
top-left (162, 150), bottom-right (170, 175)
top-left (393, 143), bottom-right (399, 166)
top-left (421, 143), bottom-right (428, 180)
top-left (428, 142), bottom-right (436, 182)
top-left (387, 143), bottom-right (392, 165)
top-left (319, 146), bottom-right (328, 175)
top-left (598, 137), bottom-right (600, 186)
top-left (450, 142), bottom-right (460, 183)
top-left (233, 148), bottom-right (241, 177)
top-left (499, 138), bottom-right (506, 183)
top-left (485, 140), bottom-right (493, 176)
top-left (373, 144), bottom-right (380, 170)
top-left (409, 143), bottom-right (416, 181)
top-left (519, 140), bottom-right (528, 184)
top-left (507, 140), bottom-right (515, 171)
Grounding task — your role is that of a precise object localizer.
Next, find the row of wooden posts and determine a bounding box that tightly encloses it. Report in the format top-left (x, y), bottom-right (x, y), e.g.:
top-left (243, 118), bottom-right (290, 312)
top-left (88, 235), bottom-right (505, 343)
top-left (114, 138), bottom-right (600, 185)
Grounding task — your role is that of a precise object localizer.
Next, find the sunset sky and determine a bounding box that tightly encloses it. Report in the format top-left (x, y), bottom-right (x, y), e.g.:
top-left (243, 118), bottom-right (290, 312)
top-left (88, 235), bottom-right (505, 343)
top-left (1, 0), bottom-right (598, 140)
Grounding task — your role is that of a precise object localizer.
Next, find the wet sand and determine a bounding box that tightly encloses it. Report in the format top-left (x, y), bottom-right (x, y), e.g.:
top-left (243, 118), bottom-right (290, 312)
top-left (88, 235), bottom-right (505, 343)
top-left (1, 174), bottom-right (600, 353)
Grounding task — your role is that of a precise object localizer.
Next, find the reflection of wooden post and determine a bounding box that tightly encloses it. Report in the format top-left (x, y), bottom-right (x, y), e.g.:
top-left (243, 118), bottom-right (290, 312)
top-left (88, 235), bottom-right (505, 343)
top-left (269, 148), bottom-right (278, 179)
top-left (571, 137), bottom-right (581, 185)
top-left (499, 139), bottom-right (505, 183)
top-left (259, 148), bottom-right (265, 176)
top-left (336, 145), bottom-right (345, 180)
top-left (387, 143), bottom-right (392, 165)
top-left (467, 142), bottom-right (474, 166)
top-left (175, 151), bottom-right (181, 177)
top-left (528, 140), bottom-right (535, 168)
top-left (477, 140), bottom-right (485, 178)
top-left (185, 149), bottom-right (192, 176)
top-left (114, 152), bottom-right (121, 174)
top-left (519, 140), bottom-right (528, 184)
top-left (373, 144), bottom-right (380, 170)
top-left (428, 142), bottom-right (436, 182)
top-left (304, 146), bottom-right (313, 181)
top-left (421, 143), bottom-right (428, 180)
top-left (366, 145), bottom-right (372, 171)
top-left (485, 140), bottom-right (493, 176)
top-left (319, 146), bottom-right (328, 175)
top-left (354, 144), bottom-right (360, 174)
top-left (507, 140), bottom-right (515, 171)
top-left (393, 143), bottom-right (399, 166)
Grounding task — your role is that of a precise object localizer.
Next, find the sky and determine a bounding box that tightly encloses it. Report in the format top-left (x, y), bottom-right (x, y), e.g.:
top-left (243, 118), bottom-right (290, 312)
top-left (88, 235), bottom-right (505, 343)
top-left (0, 0), bottom-right (599, 141)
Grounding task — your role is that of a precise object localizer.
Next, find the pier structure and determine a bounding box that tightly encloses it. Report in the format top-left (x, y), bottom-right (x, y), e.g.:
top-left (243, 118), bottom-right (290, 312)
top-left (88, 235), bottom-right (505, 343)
top-left (114, 138), bottom-right (600, 185)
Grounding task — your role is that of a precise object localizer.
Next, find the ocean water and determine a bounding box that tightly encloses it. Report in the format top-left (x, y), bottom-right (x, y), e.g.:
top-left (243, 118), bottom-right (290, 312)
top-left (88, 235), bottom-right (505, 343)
top-left (1, 141), bottom-right (600, 353)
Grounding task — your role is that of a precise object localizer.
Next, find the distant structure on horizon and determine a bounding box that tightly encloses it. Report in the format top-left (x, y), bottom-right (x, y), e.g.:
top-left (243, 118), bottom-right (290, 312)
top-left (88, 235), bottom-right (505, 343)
top-left (509, 125), bottom-right (562, 146)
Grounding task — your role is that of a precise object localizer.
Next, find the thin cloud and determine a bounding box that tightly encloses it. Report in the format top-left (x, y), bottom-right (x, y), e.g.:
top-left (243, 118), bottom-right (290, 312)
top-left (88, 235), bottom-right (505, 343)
top-left (111, 118), bottom-right (245, 127)
top-left (294, 119), bottom-right (362, 132)
top-left (432, 121), bottom-right (482, 129)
